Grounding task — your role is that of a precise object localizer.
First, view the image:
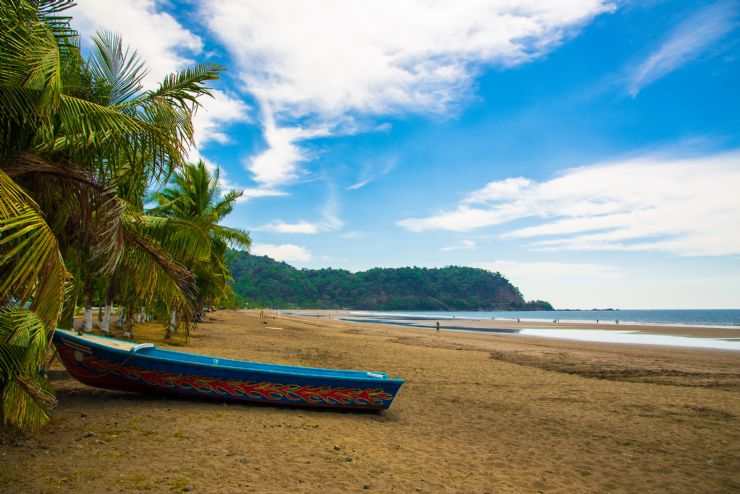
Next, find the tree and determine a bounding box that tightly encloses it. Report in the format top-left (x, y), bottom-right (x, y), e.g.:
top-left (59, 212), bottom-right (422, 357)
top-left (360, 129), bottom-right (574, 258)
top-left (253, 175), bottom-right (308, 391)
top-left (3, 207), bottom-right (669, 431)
top-left (0, 0), bottom-right (222, 429)
top-left (152, 161), bottom-right (251, 331)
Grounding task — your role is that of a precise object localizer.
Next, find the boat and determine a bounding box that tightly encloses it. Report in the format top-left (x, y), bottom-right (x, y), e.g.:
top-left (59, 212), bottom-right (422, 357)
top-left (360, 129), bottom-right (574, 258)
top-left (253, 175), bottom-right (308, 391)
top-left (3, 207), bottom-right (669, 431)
top-left (52, 329), bottom-right (403, 410)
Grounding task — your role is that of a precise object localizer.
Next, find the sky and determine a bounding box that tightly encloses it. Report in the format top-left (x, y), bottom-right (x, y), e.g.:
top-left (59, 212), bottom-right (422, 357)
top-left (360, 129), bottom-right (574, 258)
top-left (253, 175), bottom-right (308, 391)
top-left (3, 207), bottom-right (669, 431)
top-left (70, 0), bottom-right (740, 309)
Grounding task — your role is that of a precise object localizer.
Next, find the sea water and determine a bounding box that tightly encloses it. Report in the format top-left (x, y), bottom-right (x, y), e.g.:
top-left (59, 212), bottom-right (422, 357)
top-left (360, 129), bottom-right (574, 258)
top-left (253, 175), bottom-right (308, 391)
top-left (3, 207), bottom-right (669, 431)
top-left (334, 309), bottom-right (740, 350)
top-left (350, 309), bottom-right (740, 328)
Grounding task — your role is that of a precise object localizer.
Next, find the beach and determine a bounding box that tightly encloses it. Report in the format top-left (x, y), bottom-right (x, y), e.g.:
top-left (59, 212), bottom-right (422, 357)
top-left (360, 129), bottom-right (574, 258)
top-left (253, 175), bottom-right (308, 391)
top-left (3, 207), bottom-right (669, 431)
top-left (1, 310), bottom-right (739, 493)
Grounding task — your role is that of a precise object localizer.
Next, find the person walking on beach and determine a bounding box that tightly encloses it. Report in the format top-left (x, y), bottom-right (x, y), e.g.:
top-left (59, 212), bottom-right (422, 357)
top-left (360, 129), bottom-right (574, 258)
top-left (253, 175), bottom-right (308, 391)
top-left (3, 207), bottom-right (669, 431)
top-left (436, 321), bottom-right (440, 331)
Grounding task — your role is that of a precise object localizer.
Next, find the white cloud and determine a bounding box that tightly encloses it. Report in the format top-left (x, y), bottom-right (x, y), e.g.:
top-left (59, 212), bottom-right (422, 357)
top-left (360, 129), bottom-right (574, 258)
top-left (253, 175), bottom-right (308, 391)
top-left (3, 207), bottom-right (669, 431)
top-left (441, 240), bottom-right (477, 252)
top-left (203, 0), bottom-right (615, 187)
top-left (72, 0), bottom-right (203, 88)
top-left (192, 89), bottom-right (252, 149)
top-left (474, 260), bottom-right (621, 280)
top-left (259, 221), bottom-right (321, 234)
top-left (251, 243), bottom-right (312, 262)
top-left (464, 177), bottom-right (534, 203)
top-left (399, 206), bottom-right (515, 232)
top-left (244, 106), bottom-right (330, 187)
top-left (627, 1), bottom-right (739, 96)
top-left (399, 151), bottom-right (740, 256)
top-left (238, 188), bottom-right (288, 202)
top-left (198, 158), bottom-right (284, 204)
top-left (204, 0), bottom-right (614, 120)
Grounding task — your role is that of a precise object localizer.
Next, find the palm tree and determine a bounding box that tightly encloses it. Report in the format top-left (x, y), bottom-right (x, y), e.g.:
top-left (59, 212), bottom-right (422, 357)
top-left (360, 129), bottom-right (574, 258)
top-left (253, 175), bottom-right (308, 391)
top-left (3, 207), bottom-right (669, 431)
top-left (152, 161), bottom-right (251, 334)
top-left (0, 0), bottom-right (222, 429)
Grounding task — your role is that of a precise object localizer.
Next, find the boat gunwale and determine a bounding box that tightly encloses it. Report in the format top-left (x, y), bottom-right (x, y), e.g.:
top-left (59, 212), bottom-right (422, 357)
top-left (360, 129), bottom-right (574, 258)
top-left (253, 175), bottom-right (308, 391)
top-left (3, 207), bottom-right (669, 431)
top-left (54, 329), bottom-right (404, 385)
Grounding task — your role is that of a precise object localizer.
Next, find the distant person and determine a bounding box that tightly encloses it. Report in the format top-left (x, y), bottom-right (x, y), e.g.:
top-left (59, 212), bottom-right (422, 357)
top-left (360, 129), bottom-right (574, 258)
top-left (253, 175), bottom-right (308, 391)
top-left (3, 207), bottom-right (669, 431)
top-left (616, 320), bottom-right (619, 325)
top-left (596, 319), bottom-right (599, 324)
top-left (436, 321), bottom-right (440, 331)
top-left (517, 318), bottom-right (520, 323)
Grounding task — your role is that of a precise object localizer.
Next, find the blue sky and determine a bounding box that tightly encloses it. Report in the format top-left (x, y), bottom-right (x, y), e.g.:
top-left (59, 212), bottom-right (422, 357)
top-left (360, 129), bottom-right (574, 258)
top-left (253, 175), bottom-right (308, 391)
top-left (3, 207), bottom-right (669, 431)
top-left (71, 1), bottom-right (740, 309)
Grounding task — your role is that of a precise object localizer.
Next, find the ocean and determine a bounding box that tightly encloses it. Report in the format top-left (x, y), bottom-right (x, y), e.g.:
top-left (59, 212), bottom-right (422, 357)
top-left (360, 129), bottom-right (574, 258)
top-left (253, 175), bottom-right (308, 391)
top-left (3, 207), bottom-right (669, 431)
top-left (347, 309), bottom-right (740, 328)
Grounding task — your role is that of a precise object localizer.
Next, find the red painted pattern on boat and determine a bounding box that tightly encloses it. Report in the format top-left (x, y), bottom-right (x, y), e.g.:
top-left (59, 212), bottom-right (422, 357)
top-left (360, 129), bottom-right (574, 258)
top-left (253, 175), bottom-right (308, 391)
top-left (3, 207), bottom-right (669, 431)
top-left (56, 343), bottom-right (393, 409)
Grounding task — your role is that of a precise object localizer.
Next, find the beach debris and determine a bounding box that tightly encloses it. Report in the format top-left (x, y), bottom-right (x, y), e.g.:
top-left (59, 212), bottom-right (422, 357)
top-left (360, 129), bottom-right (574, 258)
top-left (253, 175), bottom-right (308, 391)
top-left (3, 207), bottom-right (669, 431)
top-left (344, 456), bottom-right (353, 462)
top-left (334, 444), bottom-right (341, 451)
top-left (83, 431), bottom-right (96, 438)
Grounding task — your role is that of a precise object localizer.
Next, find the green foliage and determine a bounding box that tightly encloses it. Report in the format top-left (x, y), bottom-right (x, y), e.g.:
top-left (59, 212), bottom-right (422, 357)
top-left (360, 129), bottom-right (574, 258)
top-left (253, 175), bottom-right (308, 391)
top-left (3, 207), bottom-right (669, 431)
top-left (0, 0), bottom-right (235, 428)
top-left (151, 161), bottom-right (251, 314)
top-left (0, 308), bottom-right (57, 431)
top-left (229, 253), bottom-right (553, 311)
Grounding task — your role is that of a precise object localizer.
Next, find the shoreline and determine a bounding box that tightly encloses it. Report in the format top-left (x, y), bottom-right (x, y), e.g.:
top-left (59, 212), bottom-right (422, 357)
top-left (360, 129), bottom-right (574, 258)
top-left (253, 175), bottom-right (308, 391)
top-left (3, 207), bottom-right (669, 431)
top-left (280, 309), bottom-right (740, 339)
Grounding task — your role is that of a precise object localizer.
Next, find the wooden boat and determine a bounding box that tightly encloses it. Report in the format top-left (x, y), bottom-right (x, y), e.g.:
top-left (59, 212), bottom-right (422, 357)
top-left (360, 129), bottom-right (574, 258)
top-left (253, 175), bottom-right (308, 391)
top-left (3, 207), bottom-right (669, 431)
top-left (53, 329), bottom-right (403, 410)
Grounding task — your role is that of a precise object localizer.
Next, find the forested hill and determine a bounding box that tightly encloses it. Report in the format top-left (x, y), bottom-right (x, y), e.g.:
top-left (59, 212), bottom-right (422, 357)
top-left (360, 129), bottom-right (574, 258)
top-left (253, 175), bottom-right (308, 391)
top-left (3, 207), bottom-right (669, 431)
top-left (228, 253), bottom-right (553, 311)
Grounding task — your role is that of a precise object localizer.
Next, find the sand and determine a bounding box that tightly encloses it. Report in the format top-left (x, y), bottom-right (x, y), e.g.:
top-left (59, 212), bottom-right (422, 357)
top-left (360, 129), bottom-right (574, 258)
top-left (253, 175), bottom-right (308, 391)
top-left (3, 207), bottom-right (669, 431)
top-left (1, 310), bottom-right (739, 493)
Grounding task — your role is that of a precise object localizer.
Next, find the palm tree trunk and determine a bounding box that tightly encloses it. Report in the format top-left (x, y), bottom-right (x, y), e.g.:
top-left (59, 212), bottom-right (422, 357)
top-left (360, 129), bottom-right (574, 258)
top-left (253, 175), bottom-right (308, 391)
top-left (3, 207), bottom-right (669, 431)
top-left (117, 305), bottom-right (126, 331)
top-left (81, 282), bottom-right (93, 333)
top-left (165, 310), bottom-right (177, 339)
top-left (136, 306), bottom-right (146, 323)
top-left (101, 304), bottom-right (112, 334)
top-left (123, 303), bottom-right (134, 338)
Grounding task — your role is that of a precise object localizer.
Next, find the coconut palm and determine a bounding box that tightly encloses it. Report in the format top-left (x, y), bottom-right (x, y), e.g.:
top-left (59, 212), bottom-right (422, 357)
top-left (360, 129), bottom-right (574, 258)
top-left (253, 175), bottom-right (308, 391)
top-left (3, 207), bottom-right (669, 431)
top-left (152, 161), bottom-right (251, 322)
top-left (0, 0), bottom-right (223, 429)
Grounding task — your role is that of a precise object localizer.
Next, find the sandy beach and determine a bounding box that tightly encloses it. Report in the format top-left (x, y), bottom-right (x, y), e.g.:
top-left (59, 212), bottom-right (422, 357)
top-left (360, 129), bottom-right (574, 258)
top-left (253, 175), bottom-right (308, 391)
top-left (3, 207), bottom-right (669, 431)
top-left (1, 310), bottom-right (739, 493)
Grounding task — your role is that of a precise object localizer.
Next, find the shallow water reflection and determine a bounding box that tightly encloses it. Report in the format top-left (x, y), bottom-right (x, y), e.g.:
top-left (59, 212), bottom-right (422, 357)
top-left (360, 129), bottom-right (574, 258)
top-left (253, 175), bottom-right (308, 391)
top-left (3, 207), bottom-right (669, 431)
top-left (519, 329), bottom-right (740, 351)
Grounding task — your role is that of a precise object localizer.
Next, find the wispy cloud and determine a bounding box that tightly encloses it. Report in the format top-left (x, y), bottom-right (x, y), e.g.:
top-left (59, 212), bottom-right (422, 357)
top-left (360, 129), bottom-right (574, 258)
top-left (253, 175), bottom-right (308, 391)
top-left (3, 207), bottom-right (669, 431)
top-left (398, 150), bottom-right (740, 256)
top-left (441, 240), bottom-right (477, 252)
top-left (203, 1), bottom-right (615, 187)
top-left (627, 0), bottom-right (739, 96)
top-left (251, 243), bottom-right (312, 262)
top-left (258, 182), bottom-right (343, 233)
top-left (347, 156), bottom-right (398, 191)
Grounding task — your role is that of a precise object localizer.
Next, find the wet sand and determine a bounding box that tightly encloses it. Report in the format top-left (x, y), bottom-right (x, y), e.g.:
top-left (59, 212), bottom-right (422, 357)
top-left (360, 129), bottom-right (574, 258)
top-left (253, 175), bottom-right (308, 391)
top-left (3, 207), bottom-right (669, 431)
top-left (1, 310), bottom-right (739, 493)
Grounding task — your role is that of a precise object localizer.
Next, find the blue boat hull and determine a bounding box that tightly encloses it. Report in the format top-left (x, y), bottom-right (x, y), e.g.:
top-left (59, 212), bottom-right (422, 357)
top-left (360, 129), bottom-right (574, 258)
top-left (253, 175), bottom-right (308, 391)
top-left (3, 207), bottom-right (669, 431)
top-left (53, 329), bottom-right (403, 410)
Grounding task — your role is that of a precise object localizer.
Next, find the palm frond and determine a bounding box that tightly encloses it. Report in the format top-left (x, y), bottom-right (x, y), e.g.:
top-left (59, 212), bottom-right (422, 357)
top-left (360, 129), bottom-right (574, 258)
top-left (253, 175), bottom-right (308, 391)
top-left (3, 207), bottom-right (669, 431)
top-left (0, 307), bottom-right (57, 431)
top-left (0, 170), bottom-right (70, 329)
top-left (89, 30), bottom-right (148, 105)
top-left (132, 62), bottom-right (223, 110)
top-left (212, 224), bottom-right (251, 250)
top-left (1, 152), bottom-right (125, 275)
